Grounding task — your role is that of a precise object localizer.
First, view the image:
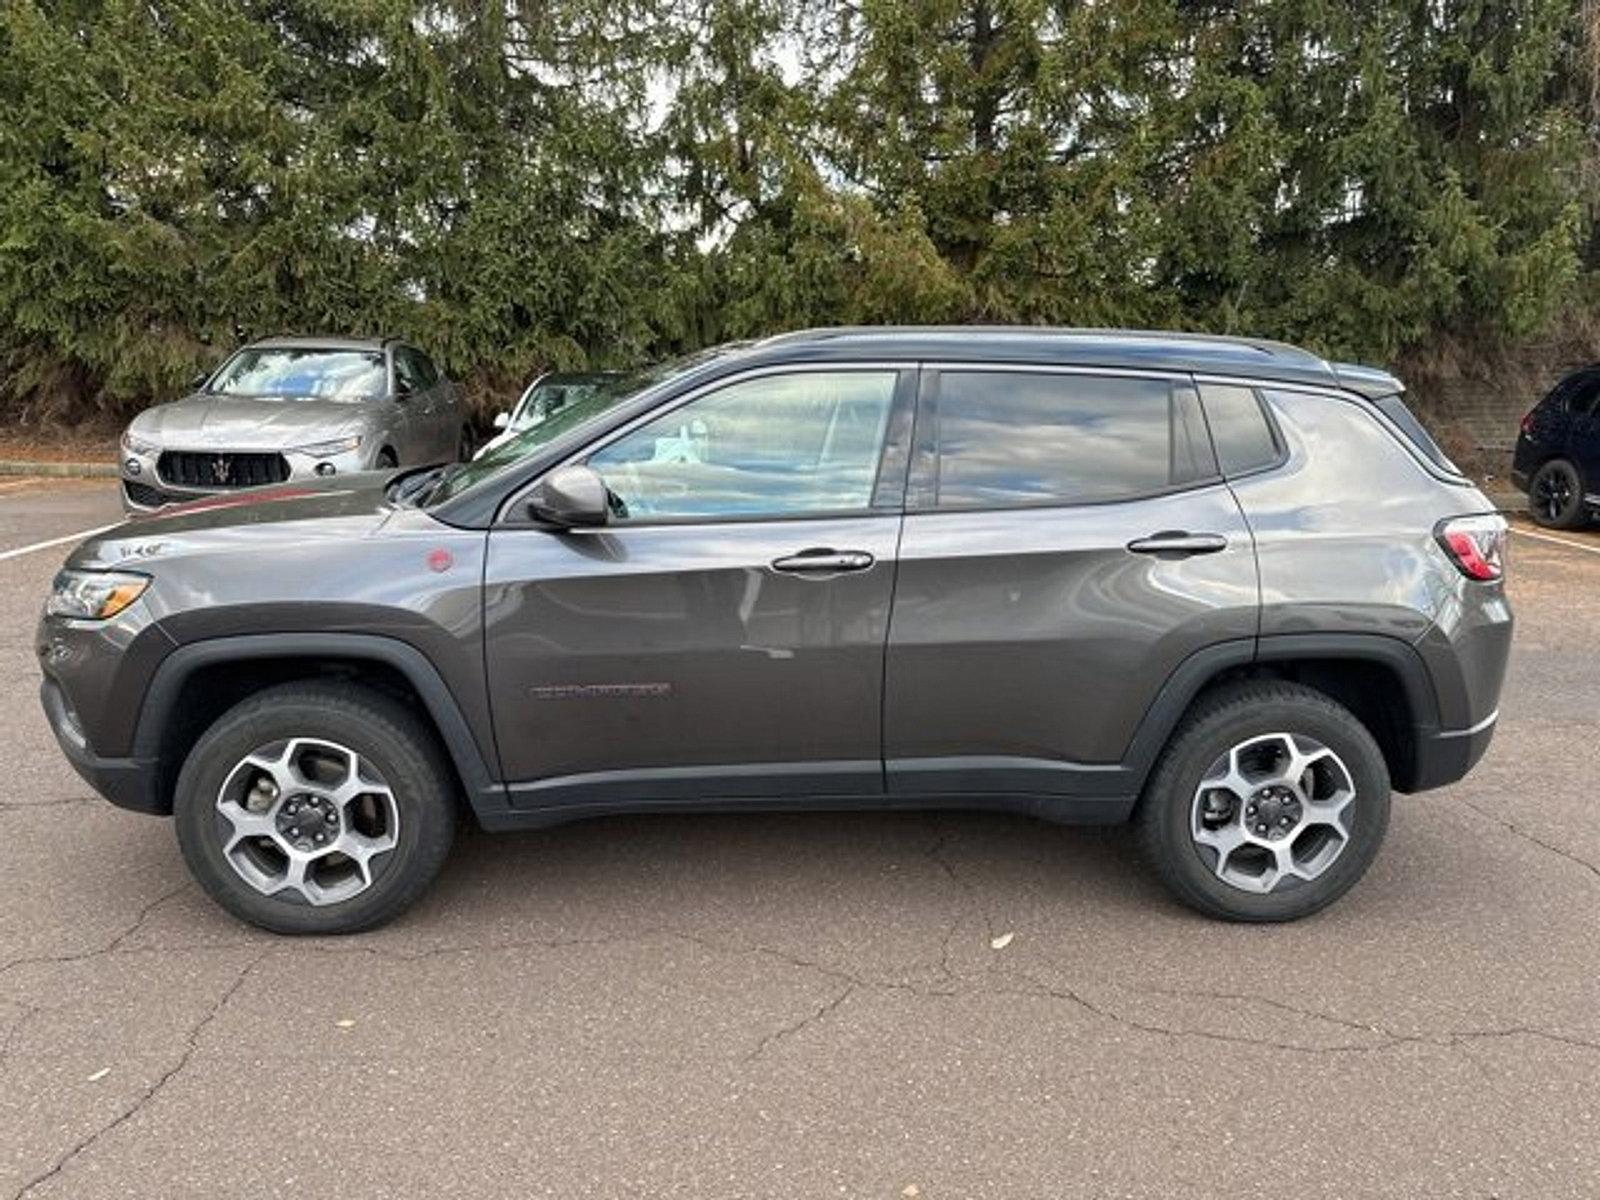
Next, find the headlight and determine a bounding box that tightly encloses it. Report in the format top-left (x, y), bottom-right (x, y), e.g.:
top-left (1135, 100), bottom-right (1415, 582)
top-left (291, 435), bottom-right (362, 457)
top-left (121, 430), bottom-right (158, 456)
top-left (46, 570), bottom-right (150, 620)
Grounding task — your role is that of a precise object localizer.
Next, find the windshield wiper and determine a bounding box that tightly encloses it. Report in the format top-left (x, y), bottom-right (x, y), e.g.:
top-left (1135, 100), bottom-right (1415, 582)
top-left (419, 462), bottom-right (469, 507)
top-left (387, 464), bottom-right (447, 507)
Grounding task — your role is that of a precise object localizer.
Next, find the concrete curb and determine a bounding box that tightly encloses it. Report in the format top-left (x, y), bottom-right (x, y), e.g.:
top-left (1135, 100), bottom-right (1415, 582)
top-left (0, 461), bottom-right (118, 479)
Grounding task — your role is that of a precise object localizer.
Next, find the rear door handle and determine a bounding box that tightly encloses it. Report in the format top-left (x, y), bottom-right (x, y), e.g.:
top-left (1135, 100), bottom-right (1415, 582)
top-left (1126, 531), bottom-right (1228, 556)
top-left (770, 548), bottom-right (876, 574)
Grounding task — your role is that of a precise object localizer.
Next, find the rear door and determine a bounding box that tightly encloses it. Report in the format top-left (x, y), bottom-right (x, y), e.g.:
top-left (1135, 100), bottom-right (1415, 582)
top-left (1562, 373), bottom-right (1600, 488)
top-left (483, 365), bottom-right (916, 809)
top-left (883, 367), bottom-right (1258, 801)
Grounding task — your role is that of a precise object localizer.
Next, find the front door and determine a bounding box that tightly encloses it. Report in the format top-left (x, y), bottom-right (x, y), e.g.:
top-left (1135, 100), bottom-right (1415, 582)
top-left (484, 366), bottom-right (915, 810)
top-left (884, 367), bottom-right (1259, 802)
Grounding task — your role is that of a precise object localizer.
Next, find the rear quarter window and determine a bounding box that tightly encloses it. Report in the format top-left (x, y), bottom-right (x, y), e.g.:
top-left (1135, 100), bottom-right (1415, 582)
top-left (1198, 384), bottom-right (1283, 476)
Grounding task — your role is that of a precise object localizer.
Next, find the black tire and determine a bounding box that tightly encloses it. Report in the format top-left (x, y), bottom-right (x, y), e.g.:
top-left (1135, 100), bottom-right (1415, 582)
top-left (375, 447), bottom-right (399, 470)
top-left (1135, 681), bottom-right (1390, 922)
top-left (173, 681), bottom-right (457, 935)
top-left (1528, 458), bottom-right (1587, 529)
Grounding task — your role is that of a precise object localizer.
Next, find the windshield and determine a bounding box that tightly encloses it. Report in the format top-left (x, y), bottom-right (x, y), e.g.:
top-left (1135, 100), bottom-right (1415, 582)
top-left (208, 349), bottom-right (387, 400)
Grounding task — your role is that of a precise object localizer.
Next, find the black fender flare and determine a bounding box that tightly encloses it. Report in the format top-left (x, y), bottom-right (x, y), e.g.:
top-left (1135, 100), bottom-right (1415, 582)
top-left (1118, 632), bottom-right (1442, 792)
top-left (131, 633), bottom-right (506, 814)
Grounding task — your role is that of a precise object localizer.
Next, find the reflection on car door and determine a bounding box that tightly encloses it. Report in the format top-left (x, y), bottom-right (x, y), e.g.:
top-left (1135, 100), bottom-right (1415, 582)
top-left (883, 368), bottom-right (1258, 808)
top-left (483, 367), bottom-right (915, 812)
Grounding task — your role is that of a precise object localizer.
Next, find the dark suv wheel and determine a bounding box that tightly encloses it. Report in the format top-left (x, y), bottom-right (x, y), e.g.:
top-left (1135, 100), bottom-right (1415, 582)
top-left (173, 681), bottom-right (457, 934)
top-left (1528, 458), bottom-right (1587, 529)
top-left (1136, 681), bottom-right (1391, 922)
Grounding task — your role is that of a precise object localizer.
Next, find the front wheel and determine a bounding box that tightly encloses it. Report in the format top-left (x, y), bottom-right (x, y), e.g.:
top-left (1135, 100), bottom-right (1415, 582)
top-left (173, 682), bottom-right (457, 934)
top-left (1136, 681), bottom-right (1390, 922)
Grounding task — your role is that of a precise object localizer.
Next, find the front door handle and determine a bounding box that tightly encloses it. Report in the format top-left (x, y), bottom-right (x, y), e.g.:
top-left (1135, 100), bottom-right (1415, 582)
top-left (770, 548), bottom-right (876, 574)
top-left (1126, 531), bottom-right (1229, 556)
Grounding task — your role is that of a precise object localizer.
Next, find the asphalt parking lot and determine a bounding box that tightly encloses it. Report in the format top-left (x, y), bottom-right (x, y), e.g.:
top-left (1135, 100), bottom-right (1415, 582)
top-left (2, 480), bottom-right (1598, 1199)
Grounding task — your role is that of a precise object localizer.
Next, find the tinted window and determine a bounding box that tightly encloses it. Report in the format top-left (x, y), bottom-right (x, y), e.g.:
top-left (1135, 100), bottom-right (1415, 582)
top-left (929, 373), bottom-right (1214, 507)
top-left (1200, 384), bottom-right (1282, 475)
top-left (412, 350), bottom-right (440, 388)
top-left (589, 371), bottom-right (897, 520)
top-left (1566, 375), bottom-right (1600, 417)
top-left (1373, 394), bottom-right (1462, 474)
top-left (393, 349), bottom-right (428, 396)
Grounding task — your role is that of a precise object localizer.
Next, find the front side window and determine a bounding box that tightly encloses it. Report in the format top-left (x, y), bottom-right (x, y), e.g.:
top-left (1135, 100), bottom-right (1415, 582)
top-left (588, 371), bottom-right (898, 521)
top-left (928, 372), bottom-right (1214, 508)
top-left (393, 349), bottom-right (429, 396)
top-left (208, 348), bottom-right (387, 400)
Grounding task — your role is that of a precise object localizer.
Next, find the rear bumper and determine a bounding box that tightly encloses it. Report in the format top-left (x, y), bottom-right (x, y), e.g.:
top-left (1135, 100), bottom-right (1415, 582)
top-left (40, 678), bottom-right (166, 814)
top-left (1409, 709), bottom-right (1499, 793)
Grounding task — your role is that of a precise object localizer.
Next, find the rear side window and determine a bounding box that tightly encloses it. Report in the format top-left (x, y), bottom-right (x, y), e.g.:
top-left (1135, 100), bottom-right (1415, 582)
top-left (927, 372), bottom-right (1216, 508)
top-left (1563, 375), bottom-right (1600, 417)
top-left (1199, 384), bottom-right (1282, 476)
top-left (1371, 394), bottom-right (1462, 475)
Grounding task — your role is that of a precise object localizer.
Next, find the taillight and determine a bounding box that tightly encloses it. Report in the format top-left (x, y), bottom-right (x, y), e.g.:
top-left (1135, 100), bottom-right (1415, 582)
top-left (1435, 514), bottom-right (1507, 581)
top-left (1520, 410), bottom-right (1534, 434)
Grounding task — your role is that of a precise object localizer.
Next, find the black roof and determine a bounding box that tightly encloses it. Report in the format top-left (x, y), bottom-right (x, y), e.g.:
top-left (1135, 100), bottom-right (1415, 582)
top-left (717, 326), bottom-right (1401, 398)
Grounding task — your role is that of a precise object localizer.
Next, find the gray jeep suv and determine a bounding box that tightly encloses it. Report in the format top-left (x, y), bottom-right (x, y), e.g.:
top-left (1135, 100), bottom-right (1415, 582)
top-left (38, 328), bottom-right (1511, 933)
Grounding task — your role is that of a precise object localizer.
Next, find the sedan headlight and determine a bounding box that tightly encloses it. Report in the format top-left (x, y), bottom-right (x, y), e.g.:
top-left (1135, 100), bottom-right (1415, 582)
top-left (46, 570), bottom-right (150, 620)
top-left (291, 435), bottom-right (362, 457)
top-left (121, 430), bottom-right (159, 456)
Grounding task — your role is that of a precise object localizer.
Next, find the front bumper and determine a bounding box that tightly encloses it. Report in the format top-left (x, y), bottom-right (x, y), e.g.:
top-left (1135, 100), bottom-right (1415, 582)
top-left (120, 444), bottom-right (370, 513)
top-left (40, 677), bottom-right (165, 814)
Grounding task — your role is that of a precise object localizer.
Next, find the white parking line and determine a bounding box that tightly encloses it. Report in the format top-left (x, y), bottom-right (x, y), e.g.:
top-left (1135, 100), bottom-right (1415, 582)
top-left (0, 524), bottom-right (118, 563)
top-left (1512, 526), bottom-right (1600, 557)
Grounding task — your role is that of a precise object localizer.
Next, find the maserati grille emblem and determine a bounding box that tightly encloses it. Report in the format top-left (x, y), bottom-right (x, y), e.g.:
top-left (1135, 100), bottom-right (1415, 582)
top-left (212, 456), bottom-right (231, 485)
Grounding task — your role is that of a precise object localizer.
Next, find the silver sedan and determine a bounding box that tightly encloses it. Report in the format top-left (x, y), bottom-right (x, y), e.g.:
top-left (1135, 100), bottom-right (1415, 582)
top-left (119, 336), bottom-right (472, 512)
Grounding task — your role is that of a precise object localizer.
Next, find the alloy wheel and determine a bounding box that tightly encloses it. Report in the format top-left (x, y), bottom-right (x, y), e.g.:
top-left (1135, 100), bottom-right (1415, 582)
top-left (1189, 732), bottom-right (1355, 894)
top-left (1533, 466), bottom-right (1575, 523)
top-left (214, 738), bottom-right (400, 906)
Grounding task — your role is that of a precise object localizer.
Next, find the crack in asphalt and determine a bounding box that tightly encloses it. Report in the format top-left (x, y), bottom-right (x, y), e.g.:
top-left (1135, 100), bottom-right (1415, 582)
top-left (0, 998), bottom-right (43, 1072)
top-left (922, 825), bottom-right (996, 984)
top-left (1454, 798), bottom-right (1600, 883)
top-left (746, 983), bottom-right (858, 1061)
top-left (0, 882), bottom-right (196, 982)
top-left (9, 951), bottom-right (265, 1200)
top-left (995, 973), bottom-right (1600, 1058)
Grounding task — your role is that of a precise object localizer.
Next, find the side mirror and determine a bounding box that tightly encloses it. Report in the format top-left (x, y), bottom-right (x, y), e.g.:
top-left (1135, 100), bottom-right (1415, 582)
top-left (526, 464), bottom-right (609, 528)
top-left (190, 371), bottom-right (209, 391)
top-left (492, 411), bottom-right (509, 430)
top-left (393, 380), bottom-right (412, 400)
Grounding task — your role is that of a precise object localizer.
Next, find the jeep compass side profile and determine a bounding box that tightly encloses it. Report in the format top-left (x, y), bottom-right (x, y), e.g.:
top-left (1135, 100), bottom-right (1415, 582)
top-left (38, 328), bottom-right (1511, 933)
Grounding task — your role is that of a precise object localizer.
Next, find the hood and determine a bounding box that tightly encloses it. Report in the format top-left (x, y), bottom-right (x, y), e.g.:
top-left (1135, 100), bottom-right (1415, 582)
top-left (129, 393), bottom-right (368, 449)
top-left (68, 473), bottom-right (399, 570)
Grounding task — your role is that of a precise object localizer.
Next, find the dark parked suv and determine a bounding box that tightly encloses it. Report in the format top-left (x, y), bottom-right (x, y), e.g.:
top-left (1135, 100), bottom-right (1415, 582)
top-left (1512, 364), bottom-right (1600, 528)
top-left (39, 328), bottom-right (1512, 932)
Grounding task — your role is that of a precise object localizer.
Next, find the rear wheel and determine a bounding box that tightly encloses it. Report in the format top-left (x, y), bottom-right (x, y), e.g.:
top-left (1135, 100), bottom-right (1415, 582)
top-left (1528, 458), bottom-right (1586, 529)
top-left (1136, 681), bottom-right (1390, 922)
top-left (173, 681), bottom-right (457, 934)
